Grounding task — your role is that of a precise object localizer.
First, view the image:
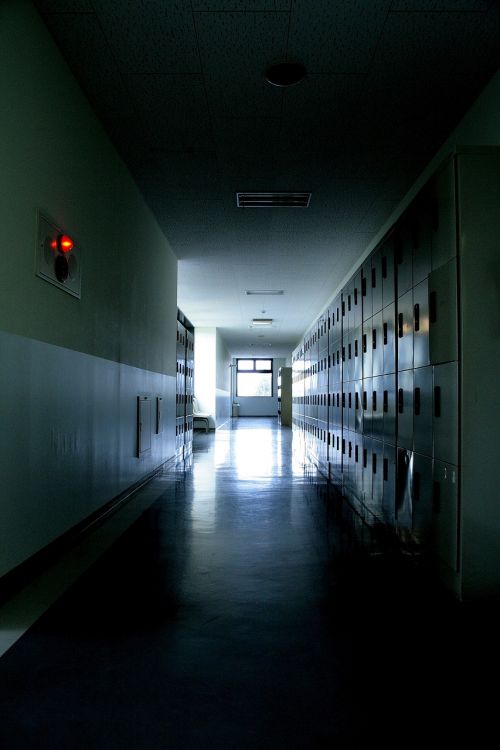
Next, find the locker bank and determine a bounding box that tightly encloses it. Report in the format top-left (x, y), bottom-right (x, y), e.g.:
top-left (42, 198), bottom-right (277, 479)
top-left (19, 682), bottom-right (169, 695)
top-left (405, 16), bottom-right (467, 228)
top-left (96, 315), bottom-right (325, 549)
top-left (1, 2), bottom-right (500, 747)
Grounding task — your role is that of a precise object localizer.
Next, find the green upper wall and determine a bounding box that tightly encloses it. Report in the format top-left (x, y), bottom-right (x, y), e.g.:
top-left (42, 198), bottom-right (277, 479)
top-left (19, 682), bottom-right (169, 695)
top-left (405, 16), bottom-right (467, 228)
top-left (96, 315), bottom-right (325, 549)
top-left (0, 0), bottom-right (177, 376)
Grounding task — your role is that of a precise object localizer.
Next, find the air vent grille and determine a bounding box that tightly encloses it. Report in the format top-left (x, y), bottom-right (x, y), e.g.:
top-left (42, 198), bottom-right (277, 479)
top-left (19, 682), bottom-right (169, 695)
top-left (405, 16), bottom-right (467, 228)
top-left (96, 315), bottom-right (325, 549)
top-left (237, 192), bottom-right (311, 208)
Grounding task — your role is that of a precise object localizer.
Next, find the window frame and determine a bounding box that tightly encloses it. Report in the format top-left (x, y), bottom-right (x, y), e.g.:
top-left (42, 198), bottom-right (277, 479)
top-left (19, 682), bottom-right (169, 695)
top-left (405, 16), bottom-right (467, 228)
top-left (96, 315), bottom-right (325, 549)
top-left (236, 358), bottom-right (273, 397)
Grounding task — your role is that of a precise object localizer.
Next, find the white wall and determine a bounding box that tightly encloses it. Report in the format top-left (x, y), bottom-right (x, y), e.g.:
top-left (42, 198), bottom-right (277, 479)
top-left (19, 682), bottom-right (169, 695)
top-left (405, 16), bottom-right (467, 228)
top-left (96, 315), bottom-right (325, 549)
top-left (236, 358), bottom-right (286, 417)
top-left (0, 1), bottom-right (177, 577)
top-left (216, 330), bottom-right (231, 428)
top-left (194, 328), bottom-right (231, 429)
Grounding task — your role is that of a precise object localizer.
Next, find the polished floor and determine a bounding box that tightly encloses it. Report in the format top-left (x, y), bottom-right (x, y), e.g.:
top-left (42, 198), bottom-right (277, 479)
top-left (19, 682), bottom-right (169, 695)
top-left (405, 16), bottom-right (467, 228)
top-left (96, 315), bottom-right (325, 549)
top-left (0, 418), bottom-right (497, 748)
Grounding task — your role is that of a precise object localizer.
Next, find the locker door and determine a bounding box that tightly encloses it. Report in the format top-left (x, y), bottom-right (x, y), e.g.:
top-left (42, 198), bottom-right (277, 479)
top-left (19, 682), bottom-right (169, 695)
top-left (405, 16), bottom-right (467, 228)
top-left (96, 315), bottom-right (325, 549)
top-left (413, 365), bottom-right (433, 457)
top-left (362, 260), bottom-right (372, 322)
top-left (354, 379), bottom-right (363, 433)
top-left (413, 192), bottom-right (432, 285)
top-left (382, 373), bottom-right (397, 444)
top-left (432, 460), bottom-right (459, 571)
top-left (372, 310), bottom-right (383, 377)
top-left (382, 443), bottom-right (396, 525)
top-left (397, 369), bottom-right (413, 451)
top-left (429, 258), bottom-right (458, 364)
top-left (352, 271), bottom-right (362, 329)
top-left (362, 376), bottom-right (373, 436)
top-left (382, 235), bottom-right (395, 307)
top-left (371, 375), bottom-right (384, 440)
top-left (430, 157), bottom-right (457, 271)
top-left (353, 325), bottom-right (362, 381)
top-left (397, 288), bottom-right (414, 372)
top-left (413, 278), bottom-right (430, 369)
top-left (362, 436), bottom-right (373, 513)
top-left (372, 248), bottom-right (383, 315)
top-left (433, 362), bottom-right (458, 465)
top-left (395, 218), bottom-right (413, 296)
top-left (371, 438), bottom-right (384, 519)
top-left (396, 448), bottom-right (413, 531)
top-left (412, 453), bottom-right (433, 546)
top-left (382, 303), bottom-right (396, 374)
top-left (362, 318), bottom-right (373, 378)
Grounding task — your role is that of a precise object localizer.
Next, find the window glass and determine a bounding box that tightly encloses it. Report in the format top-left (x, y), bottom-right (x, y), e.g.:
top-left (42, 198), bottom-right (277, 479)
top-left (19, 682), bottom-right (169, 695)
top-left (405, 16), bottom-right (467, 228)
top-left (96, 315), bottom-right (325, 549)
top-left (236, 358), bottom-right (273, 397)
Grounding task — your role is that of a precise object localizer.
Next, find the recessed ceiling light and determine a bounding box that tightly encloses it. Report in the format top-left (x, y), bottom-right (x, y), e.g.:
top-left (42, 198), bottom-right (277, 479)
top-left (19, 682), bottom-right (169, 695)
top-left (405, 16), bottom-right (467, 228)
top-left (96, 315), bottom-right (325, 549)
top-left (265, 61), bottom-right (306, 87)
top-left (237, 193), bottom-right (310, 208)
top-left (251, 318), bottom-right (273, 326)
top-left (245, 290), bottom-right (284, 295)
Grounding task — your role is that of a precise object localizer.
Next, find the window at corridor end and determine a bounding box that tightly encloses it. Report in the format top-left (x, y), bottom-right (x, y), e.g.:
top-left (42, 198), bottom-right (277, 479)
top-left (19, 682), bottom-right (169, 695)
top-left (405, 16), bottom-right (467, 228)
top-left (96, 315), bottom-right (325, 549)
top-left (236, 359), bottom-right (273, 397)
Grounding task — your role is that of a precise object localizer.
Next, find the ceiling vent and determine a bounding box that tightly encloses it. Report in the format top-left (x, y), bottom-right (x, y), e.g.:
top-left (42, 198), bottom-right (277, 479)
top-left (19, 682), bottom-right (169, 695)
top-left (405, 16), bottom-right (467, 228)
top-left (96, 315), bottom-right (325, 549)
top-left (251, 318), bottom-right (273, 326)
top-left (237, 192), bottom-right (311, 208)
top-left (245, 290), bottom-right (284, 296)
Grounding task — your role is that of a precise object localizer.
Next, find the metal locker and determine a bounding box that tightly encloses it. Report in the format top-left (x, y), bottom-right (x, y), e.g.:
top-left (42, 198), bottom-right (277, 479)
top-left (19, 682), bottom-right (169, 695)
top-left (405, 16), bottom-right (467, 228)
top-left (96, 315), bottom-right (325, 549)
top-left (352, 270), bottom-right (362, 329)
top-left (395, 216), bottom-right (413, 297)
top-left (344, 329), bottom-right (353, 382)
top-left (353, 431), bottom-right (364, 507)
top-left (382, 442), bottom-right (396, 525)
top-left (361, 259), bottom-right (372, 322)
top-left (397, 288), bottom-right (414, 372)
top-left (362, 376), bottom-right (373, 436)
top-left (412, 191), bottom-right (432, 285)
top-left (382, 303), bottom-right (396, 374)
top-left (354, 379), bottom-right (363, 433)
top-left (428, 258), bottom-right (458, 364)
top-left (396, 448), bottom-right (413, 531)
top-left (433, 362), bottom-right (458, 465)
top-left (431, 460), bottom-right (459, 572)
top-left (348, 384), bottom-right (356, 432)
top-left (362, 317), bottom-right (373, 378)
top-left (412, 453), bottom-right (433, 546)
top-left (413, 365), bottom-right (433, 457)
top-left (362, 435), bottom-right (373, 512)
top-left (371, 375), bottom-right (384, 440)
top-left (382, 234), bottom-right (395, 307)
top-left (397, 369), bottom-right (413, 450)
top-left (353, 325), bottom-right (362, 381)
top-left (371, 438), bottom-right (384, 519)
top-left (413, 278), bottom-right (430, 368)
top-left (430, 157), bottom-right (457, 271)
top-left (371, 248), bottom-right (383, 315)
top-left (382, 373), bottom-right (397, 444)
top-left (372, 311), bottom-right (383, 377)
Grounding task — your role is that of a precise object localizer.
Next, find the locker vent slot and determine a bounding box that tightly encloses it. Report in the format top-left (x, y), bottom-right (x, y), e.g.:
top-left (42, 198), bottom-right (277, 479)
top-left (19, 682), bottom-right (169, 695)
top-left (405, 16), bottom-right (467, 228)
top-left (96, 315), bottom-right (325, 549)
top-left (236, 192), bottom-right (311, 208)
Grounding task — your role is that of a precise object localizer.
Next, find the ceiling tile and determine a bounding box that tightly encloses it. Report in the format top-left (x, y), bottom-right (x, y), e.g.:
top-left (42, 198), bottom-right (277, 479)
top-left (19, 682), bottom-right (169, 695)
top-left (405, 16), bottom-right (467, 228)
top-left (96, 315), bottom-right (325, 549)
top-left (93, 0), bottom-right (200, 75)
top-left (287, 0), bottom-right (392, 74)
top-left (126, 74), bottom-right (214, 150)
top-left (194, 10), bottom-right (289, 78)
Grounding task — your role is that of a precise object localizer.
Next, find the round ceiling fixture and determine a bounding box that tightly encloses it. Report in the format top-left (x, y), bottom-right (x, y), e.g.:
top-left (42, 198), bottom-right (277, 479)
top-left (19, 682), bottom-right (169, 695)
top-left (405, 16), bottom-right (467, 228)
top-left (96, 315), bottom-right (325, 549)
top-left (265, 61), bottom-right (306, 87)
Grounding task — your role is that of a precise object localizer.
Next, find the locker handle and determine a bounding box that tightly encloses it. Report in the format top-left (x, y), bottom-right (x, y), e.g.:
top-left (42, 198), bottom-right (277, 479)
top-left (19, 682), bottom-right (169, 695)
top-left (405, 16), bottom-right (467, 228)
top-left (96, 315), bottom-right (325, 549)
top-left (355, 445), bottom-right (359, 463)
top-left (363, 448), bottom-right (367, 468)
top-left (372, 329), bottom-right (377, 350)
top-left (348, 392), bottom-right (352, 408)
top-left (434, 386), bottom-right (441, 418)
top-left (382, 255), bottom-right (387, 279)
top-left (349, 441), bottom-right (352, 458)
top-left (383, 390), bottom-right (388, 413)
top-left (372, 391), bottom-right (377, 412)
top-left (342, 300), bottom-right (345, 316)
top-left (383, 322), bottom-right (388, 345)
top-left (363, 391), bottom-right (367, 411)
top-left (429, 291), bottom-right (437, 324)
top-left (354, 287), bottom-right (358, 305)
top-left (348, 343), bottom-right (352, 359)
top-left (363, 333), bottom-right (367, 353)
top-left (414, 303), bottom-right (420, 332)
top-left (398, 312), bottom-right (404, 338)
top-left (342, 393), bottom-right (345, 407)
top-left (398, 388), bottom-right (404, 414)
top-left (355, 339), bottom-right (358, 357)
top-left (348, 295), bottom-right (351, 311)
top-left (355, 392), bottom-right (359, 410)
top-left (362, 277), bottom-right (367, 296)
top-left (414, 387), bottom-right (421, 416)
top-left (383, 457), bottom-right (388, 481)
top-left (371, 267), bottom-right (376, 288)
top-left (372, 453), bottom-right (377, 474)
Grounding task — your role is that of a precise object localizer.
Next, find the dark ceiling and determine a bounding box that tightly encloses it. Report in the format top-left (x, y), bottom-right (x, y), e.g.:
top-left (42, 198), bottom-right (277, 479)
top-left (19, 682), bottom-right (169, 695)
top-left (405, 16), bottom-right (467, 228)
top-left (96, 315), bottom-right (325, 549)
top-left (35, 0), bottom-right (500, 354)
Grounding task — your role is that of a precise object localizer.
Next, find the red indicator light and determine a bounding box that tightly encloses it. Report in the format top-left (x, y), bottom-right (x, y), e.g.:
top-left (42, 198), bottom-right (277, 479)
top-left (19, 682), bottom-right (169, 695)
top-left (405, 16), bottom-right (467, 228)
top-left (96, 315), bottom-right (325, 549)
top-left (51, 234), bottom-right (74, 253)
